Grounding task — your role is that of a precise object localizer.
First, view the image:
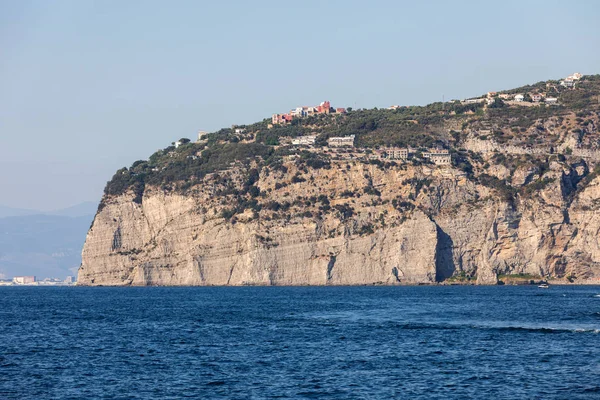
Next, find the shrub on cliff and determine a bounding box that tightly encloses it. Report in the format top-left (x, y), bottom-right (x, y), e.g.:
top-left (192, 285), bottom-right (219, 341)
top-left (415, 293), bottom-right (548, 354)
top-left (522, 177), bottom-right (555, 195)
top-left (477, 174), bottom-right (516, 203)
top-left (334, 203), bottom-right (354, 220)
top-left (104, 168), bottom-right (146, 201)
top-left (104, 142), bottom-right (274, 197)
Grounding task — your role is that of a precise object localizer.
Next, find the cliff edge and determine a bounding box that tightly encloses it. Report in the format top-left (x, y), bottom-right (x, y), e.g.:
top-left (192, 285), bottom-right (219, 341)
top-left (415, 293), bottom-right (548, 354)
top-left (79, 74), bottom-right (600, 285)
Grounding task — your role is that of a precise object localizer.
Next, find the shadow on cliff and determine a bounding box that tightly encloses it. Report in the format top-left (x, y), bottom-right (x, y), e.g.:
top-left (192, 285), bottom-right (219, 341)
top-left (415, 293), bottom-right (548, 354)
top-left (435, 225), bottom-right (455, 282)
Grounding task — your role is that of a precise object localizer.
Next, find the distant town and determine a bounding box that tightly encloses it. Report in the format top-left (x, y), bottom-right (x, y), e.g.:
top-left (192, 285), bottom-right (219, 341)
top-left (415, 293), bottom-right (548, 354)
top-left (0, 275), bottom-right (76, 286)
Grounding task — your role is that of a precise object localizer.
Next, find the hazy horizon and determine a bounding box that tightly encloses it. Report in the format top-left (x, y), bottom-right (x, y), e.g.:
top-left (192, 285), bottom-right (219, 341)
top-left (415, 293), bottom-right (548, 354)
top-left (2, 0), bottom-right (600, 210)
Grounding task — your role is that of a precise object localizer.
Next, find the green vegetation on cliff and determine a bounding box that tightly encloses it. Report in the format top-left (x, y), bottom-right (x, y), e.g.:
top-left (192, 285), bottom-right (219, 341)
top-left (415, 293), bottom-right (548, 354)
top-left (103, 74), bottom-right (600, 208)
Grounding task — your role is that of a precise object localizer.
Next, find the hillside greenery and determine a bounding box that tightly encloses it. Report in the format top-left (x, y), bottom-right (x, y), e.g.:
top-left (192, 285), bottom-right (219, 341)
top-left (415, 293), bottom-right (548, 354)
top-left (103, 75), bottom-right (600, 201)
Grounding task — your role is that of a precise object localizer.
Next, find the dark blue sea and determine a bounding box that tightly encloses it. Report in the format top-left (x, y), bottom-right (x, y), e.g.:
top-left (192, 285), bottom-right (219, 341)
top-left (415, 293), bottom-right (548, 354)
top-left (1, 286), bottom-right (600, 399)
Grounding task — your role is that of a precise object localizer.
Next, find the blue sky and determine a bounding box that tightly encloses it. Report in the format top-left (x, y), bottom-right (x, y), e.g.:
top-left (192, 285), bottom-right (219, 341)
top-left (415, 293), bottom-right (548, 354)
top-left (1, 0), bottom-right (599, 210)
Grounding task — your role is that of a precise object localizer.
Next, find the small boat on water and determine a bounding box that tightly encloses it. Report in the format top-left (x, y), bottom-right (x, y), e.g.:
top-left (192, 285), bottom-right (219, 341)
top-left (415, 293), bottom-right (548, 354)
top-left (538, 283), bottom-right (550, 289)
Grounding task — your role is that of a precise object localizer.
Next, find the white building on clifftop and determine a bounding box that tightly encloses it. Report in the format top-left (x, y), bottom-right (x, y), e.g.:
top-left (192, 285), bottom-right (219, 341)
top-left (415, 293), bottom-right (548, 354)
top-left (328, 135), bottom-right (355, 147)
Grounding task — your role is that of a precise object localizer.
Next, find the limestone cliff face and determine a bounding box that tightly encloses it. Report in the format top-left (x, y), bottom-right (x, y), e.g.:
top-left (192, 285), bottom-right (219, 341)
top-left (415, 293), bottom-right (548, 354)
top-left (78, 161), bottom-right (600, 286)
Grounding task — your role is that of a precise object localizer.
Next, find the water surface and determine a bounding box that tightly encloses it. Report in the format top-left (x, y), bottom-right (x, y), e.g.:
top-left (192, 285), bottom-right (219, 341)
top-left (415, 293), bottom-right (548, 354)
top-left (1, 286), bottom-right (599, 399)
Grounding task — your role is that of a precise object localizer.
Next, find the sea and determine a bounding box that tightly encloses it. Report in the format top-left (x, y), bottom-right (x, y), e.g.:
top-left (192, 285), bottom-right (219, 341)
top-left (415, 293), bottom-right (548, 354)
top-left (1, 285), bottom-right (599, 399)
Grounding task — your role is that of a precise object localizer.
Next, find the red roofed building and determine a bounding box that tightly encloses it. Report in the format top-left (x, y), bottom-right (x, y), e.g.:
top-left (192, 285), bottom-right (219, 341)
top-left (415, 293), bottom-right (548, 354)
top-left (317, 101), bottom-right (331, 114)
top-left (273, 100), bottom-right (345, 124)
top-left (272, 113), bottom-right (294, 125)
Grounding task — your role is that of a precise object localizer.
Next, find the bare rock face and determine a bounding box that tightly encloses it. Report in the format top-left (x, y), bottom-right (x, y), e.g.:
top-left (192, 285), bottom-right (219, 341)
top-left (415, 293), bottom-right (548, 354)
top-left (79, 162), bottom-right (600, 286)
top-left (512, 166), bottom-right (539, 186)
top-left (487, 164), bottom-right (511, 180)
top-left (78, 193), bottom-right (437, 286)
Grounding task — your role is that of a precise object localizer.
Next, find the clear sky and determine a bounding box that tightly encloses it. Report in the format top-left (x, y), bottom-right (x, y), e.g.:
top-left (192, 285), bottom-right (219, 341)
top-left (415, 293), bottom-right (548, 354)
top-left (1, 0), bottom-right (599, 210)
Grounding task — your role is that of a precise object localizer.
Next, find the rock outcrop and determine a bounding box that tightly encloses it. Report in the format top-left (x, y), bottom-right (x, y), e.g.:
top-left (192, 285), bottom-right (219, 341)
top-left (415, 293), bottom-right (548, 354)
top-left (78, 160), bottom-right (600, 286)
top-left (78, 74), bottom-right (600, 285)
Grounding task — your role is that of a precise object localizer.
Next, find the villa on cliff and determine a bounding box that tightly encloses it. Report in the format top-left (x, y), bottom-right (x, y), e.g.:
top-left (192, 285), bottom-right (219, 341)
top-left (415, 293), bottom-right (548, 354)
top-left (374, 146), bottom-right (451, 165)
top-left (377, 147), bottom-right (409, 160)
top-left (292, 135), bottom-right (317, 146)
top-left (272, 101), bottom-right (346, 125)
top-left (423, 149), bottom-right (451, 165)
top-left (462, 98), bottom-right (485, 104)
top-left (560, 72), bottom-right (582, 88)
top-left (328, 135), bottom-right (355, 147)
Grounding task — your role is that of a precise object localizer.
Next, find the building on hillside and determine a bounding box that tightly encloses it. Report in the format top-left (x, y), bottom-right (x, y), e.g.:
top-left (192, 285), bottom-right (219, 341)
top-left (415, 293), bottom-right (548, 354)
top-left (498, 93), bottom-right (511, 100)
top-left (545, 97), bottom-right (558, 104)
top-left (531, 93), bottom-right (543, 102)
top-left (463, 98), bottom-right (485, 104)
top-left (388, 105), bottom-right (401, 110)
top-left (328, 135), bottom-right (355, 147)
top-left (378, 147), bottom-right (408, 160)
top-left (514, 94), bottom-right (524, 102)
top-left (487, 92), bottom-right (497, 98)
top-left (317, 101), bottom-right (331, 114)
top-left (272, 101), bottom-right (345, 124)
top-left (234, 128), bottom-right (246, 134)
top-left (272, 113), bottom-right (293, 125)
top-left (13, 276), bottom-right (36, 284)
top-left (291, 106), bottom-right (316, 117)
top-left (290, 107), bottom-right (302, 117)
top-left (423, 149), bottom-right (451, 165)
top-left (430, 153), bottom-right (452, 165)
top-left (560, 78), bottom-right (574, 87)
top-left (486, 98), bottom-right (495, 105)
top-left (559, 73), bottom-right (582, 88)
top-left (291, 135), bottom-right (317, 146)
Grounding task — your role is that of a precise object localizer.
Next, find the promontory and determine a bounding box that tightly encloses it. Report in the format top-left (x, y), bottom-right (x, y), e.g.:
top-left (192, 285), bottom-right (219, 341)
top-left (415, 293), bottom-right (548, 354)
top-left (78, 74), bottom-right (600, 286)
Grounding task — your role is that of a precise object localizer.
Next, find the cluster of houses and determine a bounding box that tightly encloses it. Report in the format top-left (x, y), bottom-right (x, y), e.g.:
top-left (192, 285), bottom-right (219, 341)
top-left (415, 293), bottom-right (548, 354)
top-left (376, 147), bottom-right (451, 165)
top-left (464, 90), bottom-right (558, 105)
top-left (291, 134), bottom-right (357, 148)
top-left (289, 133), bottom-right (451, 165)
top-left (463, 73), bottom-right (583, 107)
top-left (512, 93), bottom-right (558, 104)
top-left (272, 101), bottom-right (346, 125)
top-left (290, 134), bottom-right (356, 147)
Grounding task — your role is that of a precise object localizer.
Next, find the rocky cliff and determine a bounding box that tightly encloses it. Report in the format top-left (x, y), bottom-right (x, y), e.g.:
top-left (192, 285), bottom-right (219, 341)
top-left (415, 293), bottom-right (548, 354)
top-left (78, 74), bottom-right (600, 285)
top-left (78, 159), bottom-right (600, 286)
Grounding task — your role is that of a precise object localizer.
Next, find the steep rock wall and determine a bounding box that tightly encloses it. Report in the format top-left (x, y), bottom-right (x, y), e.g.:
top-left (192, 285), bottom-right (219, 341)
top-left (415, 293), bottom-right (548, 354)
top-left (79, 162), bottom-right (600, 285)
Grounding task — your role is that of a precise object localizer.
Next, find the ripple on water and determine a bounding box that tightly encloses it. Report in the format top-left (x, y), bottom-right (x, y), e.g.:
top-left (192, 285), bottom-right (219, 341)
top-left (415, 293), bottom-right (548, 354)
top-left (0, 285), bottom-right (599, 399)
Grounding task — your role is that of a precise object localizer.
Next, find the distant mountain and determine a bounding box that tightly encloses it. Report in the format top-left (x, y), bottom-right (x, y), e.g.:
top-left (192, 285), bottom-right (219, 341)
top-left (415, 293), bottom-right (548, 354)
top-left (0, 201), bottom-right (99, 219)
top-left (0, 213), bottom-right (94, 280)
top-left (48, 201), bottom-right (99, 218)
top-left (0, 205), bottom-right (40, 218)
